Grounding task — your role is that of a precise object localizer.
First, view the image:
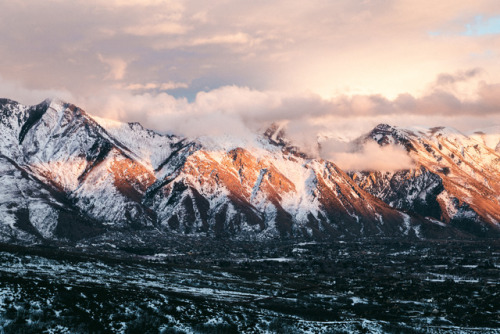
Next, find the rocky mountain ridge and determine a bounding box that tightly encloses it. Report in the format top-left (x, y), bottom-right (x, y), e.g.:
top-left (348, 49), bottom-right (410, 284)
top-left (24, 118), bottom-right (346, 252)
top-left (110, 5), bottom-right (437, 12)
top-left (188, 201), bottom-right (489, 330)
top-left (0, 98), bottom-right (497, 244)
top-left (350, 124), bottom-right (500, 236)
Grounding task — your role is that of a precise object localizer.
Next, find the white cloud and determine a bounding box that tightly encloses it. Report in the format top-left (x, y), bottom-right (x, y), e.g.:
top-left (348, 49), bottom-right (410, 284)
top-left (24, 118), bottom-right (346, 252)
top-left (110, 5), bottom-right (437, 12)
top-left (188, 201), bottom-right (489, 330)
top-left (322, 141), bottom-right (415, 172)
top-left (0, 76), bottom-right (73, 106)
top-left (159, 81), bottom-right (188, 90)
top-left (190, 33), bottom-right (253, 46)
top-left (75, 77), bottom-right (500, 141)
top-left (120, 81), bottom-right (188, 91)
top-left (122, 83), bottom-right (159, 90)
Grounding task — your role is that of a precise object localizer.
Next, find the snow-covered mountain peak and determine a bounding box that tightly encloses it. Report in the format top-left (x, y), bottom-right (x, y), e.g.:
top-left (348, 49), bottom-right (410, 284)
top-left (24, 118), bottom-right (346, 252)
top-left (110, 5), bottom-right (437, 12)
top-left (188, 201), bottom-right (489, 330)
top-left (372, 123), bottom-right (394, 132)
top-left (354, 123), bottom-right (500, 231)
top-left (365, 123), bottom-right (416, 152)
top-left (369, 123), bottom-right (408, 140)
top-left (40, 98), bottom-right (76, 115)
top-left (0, 97), bottom-right (498, 243)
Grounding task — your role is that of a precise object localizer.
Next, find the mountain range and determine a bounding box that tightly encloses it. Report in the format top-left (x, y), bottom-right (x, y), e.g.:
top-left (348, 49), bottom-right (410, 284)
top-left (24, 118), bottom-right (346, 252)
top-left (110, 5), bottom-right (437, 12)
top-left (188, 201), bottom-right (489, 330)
top-left (0, 98), bottom-right (499, 244)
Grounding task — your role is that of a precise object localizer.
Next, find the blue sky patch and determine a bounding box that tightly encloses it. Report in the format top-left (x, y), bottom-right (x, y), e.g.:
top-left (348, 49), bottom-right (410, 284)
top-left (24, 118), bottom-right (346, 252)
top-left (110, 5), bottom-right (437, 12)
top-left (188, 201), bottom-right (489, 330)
top-left (464, 15), bottom-right (500, 36)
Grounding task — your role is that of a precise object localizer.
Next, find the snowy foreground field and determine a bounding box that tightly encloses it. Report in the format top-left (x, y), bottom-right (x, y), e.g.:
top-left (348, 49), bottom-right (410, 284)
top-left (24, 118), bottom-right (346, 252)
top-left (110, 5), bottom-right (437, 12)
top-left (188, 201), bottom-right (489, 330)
top-left (0, 238), bottom-right (498, 333)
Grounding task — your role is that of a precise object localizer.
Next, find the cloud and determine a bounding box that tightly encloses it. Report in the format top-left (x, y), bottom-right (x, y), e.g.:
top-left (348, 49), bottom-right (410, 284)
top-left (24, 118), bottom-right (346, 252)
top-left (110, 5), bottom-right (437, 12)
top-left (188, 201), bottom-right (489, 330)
top-left (435, 68), bottom-right (483, 86)
top-left (108, 0), bottom-right (177, 7)
top-left (159, 81), bottom-right (188, 90)
top-left (2, 70), bottom-right (498, 171)
top-left (122, 83), bottom-right (159, 91)
top-left (321, 141), bottom-right (415, 171)
top-left (124, 22), bottom-right (188, 36)
top-left (0, 76), bottom-right (73, 105)
top-left (190, 33), bottom-right (253, 46)
top-left (98, 54), bottom-right (128, 80)
top-left (76, 68), bottom-right (500, 126)
top-left (3, 66), bottom-right (499, 143)
top-left (120, 81), bottom-right (188, 91)
top-left (329, 73), bottom-right (500, 117)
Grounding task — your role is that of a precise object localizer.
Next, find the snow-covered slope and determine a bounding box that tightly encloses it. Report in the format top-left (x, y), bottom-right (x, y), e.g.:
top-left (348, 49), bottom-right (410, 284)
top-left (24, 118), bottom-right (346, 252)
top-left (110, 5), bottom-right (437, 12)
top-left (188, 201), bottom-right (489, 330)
top-left (351, 124), bottom-right (500, 236)
top-left (0, 99), bottom-right (495, 243)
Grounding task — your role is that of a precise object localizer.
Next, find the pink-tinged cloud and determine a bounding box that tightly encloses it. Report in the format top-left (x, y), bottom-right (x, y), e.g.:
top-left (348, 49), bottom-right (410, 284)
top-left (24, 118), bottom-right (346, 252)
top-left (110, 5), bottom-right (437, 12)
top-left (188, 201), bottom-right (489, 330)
top-left (321, 141), bottom-right (415, 172)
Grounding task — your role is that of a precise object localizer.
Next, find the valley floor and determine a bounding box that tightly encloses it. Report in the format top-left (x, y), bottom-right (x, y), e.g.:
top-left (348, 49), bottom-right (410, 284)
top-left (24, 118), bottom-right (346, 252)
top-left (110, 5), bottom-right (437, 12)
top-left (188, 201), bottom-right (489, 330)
top-left (0, 238), bottom-right (498, 333)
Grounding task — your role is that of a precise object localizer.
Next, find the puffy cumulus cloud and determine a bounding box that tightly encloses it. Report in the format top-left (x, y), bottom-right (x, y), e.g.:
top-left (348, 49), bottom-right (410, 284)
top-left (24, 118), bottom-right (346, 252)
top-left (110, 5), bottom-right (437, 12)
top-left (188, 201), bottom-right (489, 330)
top-left (78, 86), bottom-right (291, 138)
top-left (429, 68), bottom-right (489, 101)
top-left (321, 141), bottom-right (415, 172)
top-left (330, 74), bottom-right (500, 117)
top-left (73, 71), bottom-right (500, 142)
top-left (3, 68), bottom-right (500, 139)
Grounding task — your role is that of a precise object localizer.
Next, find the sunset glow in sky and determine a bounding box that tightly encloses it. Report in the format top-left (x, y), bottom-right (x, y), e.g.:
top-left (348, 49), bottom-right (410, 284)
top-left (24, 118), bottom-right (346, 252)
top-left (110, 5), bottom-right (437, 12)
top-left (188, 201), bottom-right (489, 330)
top-left (1, 0), bottom-right (500, 139)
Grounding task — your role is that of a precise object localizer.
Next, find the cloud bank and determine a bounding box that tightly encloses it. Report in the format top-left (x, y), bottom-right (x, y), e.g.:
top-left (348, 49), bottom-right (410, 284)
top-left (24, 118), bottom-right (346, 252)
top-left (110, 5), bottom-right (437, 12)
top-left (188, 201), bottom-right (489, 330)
top-left (76, 70), bottom-right (500, 137)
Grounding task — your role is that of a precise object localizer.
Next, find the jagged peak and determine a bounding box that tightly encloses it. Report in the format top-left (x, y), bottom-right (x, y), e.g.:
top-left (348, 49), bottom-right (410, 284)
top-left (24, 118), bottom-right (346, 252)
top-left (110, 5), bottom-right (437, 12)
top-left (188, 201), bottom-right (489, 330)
top-left (372, 123), bottom-right (395, 132)
top-left (264, 122), bottom-right (287, 144)
top-left (368, 123), bottom-right (405, 140)
top-left (37, 98), bottom-right (89, 118)
top-left (39, 97), bottom-right (66, 110)
top-left (1, 97), bottom-right (64, 115)
top-left (127, 121), bottom-right (143, 128)
top-left (363, 124), bottom-right (417, 152)
top-left (41, 97), bottom-right (55, 105)
top-left (261, 122), bottom-right (313, 159)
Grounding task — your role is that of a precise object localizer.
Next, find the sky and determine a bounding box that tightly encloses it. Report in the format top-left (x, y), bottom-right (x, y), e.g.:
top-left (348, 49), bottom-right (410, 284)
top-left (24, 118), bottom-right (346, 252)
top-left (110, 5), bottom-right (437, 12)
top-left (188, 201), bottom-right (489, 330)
top-left (1, 0), bottom-right (500, 164)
